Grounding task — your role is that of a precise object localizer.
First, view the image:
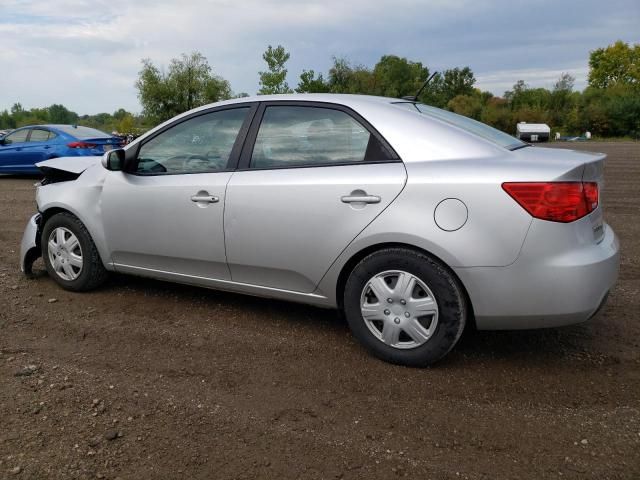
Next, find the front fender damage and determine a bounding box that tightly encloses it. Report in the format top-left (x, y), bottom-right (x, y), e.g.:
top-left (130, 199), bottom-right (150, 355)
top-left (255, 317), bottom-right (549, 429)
top-left (20, 214), bottom-right (42, 276)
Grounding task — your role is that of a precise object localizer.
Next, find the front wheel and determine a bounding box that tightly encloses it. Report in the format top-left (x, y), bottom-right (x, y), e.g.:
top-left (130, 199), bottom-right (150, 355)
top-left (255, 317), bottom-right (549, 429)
top-left (42, 212), bottom-right (108, 291)
top-left (343, 248), bottom-right (466, 367)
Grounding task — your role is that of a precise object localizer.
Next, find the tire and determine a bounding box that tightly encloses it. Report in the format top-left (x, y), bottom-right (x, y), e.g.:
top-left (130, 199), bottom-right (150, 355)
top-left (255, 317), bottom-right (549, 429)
top-left (343, 248), bottom-right (466, 367)
top-left (42, 212), bottom-right (108, 292)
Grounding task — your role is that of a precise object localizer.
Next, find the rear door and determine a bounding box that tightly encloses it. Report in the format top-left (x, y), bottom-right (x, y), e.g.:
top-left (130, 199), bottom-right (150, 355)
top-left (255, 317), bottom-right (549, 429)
top-left (23, 128), bottom-right (55, 164)
top-left (224, 102), bottom-right (407, 293)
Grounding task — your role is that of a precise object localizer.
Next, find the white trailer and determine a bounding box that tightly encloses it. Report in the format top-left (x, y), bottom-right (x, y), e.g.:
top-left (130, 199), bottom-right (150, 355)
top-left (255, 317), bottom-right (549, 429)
top-left (516, 122), bottom-right (551, 142)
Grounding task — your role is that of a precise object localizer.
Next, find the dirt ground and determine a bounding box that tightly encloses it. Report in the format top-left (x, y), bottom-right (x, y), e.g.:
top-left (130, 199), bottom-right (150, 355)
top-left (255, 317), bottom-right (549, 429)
top-left (0, 142), bottom-right (638, 479)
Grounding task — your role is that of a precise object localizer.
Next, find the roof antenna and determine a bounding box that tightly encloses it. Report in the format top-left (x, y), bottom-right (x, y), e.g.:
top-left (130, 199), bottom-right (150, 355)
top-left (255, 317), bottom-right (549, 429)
top-left (402, 71), bottom-right (438, 102)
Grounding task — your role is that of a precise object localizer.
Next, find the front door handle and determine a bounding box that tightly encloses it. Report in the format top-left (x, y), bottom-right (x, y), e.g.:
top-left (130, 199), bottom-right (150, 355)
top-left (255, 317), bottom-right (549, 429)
top-left (190, 194), bottom-right (219, 203)
top-left (341, 194), bottom-right (381, 204)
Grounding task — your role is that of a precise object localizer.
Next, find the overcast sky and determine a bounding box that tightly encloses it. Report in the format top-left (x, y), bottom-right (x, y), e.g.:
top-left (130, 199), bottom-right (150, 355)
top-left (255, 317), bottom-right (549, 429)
top-left (0, 0), bottom-right (638, 115)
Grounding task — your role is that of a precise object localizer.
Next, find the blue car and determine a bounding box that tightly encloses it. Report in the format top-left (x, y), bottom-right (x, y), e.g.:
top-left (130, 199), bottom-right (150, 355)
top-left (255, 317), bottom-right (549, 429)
top-left (0, 125), bottom-right (122, 175)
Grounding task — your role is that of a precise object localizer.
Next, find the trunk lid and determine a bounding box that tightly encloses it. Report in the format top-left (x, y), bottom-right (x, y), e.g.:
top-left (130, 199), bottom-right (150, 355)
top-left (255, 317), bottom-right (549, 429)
top-left (512, 146), bottom-right (606, 243)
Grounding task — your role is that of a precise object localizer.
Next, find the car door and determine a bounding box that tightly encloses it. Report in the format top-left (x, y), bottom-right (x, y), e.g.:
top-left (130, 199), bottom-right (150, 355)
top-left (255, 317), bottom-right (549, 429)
top-left (101, 104), bottom-right (256, 280)
top-left (23, 128), bottom-right (55, 166)
top-left (224, 102), bottom-right (407, 293)
top-left (0, 128), bottom-right (31, 173)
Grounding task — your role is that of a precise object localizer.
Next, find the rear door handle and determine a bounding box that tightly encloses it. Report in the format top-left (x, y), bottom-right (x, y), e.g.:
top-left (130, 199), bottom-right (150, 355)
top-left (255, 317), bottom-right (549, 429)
top-left (190, 194), bottom-right (219, 203)
top-left (341, 195), bottom-right (381, 204)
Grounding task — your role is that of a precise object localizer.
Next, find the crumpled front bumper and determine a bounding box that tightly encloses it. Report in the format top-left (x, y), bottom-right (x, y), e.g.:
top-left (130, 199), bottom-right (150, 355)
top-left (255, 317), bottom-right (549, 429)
top-left (19, 214), bottom-right (42, 274)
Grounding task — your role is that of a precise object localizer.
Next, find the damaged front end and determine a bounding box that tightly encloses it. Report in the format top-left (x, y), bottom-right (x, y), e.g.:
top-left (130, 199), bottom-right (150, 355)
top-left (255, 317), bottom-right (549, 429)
top-left (20, 213), bottom-right (43, 275)
top-left (39, 166), bottom-right (83, 185)
top-left (20, 155), bottom-right (103, 275)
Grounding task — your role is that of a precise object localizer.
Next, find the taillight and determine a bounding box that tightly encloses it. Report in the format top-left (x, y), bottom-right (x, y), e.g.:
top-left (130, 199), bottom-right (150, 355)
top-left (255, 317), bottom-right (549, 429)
top-left (67, 141), bottom-right (97, 149)
top-left (502, 182), bottom-right (599, 223)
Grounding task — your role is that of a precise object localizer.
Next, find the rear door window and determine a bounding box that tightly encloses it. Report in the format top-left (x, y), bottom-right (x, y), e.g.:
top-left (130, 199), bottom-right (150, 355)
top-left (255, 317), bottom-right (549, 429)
top-left (250, 106), bottom-right (394, 169)
top-left (28, 129), bottom-right (51, 142)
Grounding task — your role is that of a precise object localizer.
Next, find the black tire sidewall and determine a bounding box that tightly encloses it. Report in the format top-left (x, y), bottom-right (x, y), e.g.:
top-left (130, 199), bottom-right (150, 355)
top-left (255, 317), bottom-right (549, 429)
top-left (344, 249), bottom-right (465, 366)
top-left (42, 213), bottom-right (102, 292)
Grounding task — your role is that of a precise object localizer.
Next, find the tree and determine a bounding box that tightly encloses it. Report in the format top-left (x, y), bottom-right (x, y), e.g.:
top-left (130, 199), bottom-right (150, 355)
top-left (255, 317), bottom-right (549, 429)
top-left (0, 110), bottom-right (14, 129)
top-left (441, 67), bottom-right (476, 101)
top-left (327, 57), bottom-right (352, 93)
top-left (10, 103), bottom-right (24, 115)
top-left (503, 80), bottom-right (528, 104)
top-left (136, 51), bottom-right (231, 123)
top-left (258, 45), bottom-right (293, 94)
top-left (327, 57), bottom-right (375, 94)
top-left (371, 55), bottom-right (429, 98)
top-left (504, 80), bottom-right (550, 113)
top-left (447, 94), bottom-right (483, 119)
top-left (554, 72), bottom-right (575, 92)
top-left (49, 104), bottom-right (78, 124)
top-left (296, 70), bottom-right (330, 93)
top-left (116, 113), bottom-right (135, 133)
top-left (416, 67), bottom-right (476, 108)
top-left (549, 73), bottom-right (576, 128)
top-left (481, 97), bottom-right (513, 132)
top-left (588, 41), bottom-right (640, 89)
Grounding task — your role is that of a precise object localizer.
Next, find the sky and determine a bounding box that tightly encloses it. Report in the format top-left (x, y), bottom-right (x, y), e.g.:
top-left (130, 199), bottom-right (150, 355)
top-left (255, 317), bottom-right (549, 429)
top-left (0, 0), bottom-right (638, 115)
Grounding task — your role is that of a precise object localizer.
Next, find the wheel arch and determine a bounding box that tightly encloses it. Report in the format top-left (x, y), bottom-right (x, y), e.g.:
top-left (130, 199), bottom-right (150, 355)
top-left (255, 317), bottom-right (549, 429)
top-left (39, 205), bottom-right (111, 269)
top-left (335, 242), bottom-right (476, 327)
top-left (41, 206), bottom-right (75, 226)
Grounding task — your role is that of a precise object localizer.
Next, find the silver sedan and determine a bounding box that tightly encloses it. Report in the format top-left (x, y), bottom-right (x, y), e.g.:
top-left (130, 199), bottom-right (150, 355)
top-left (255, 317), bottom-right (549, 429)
top-left (19, 94), bottom-right (620, 366)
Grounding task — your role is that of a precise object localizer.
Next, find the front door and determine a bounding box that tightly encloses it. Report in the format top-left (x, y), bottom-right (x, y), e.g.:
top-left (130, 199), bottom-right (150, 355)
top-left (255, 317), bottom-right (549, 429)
top-left (101, 105), bottom-right (254, 280)
top-left (0, 128), bottom-right (33, 173)
top-left (225, 103), bottom-right (407, 293)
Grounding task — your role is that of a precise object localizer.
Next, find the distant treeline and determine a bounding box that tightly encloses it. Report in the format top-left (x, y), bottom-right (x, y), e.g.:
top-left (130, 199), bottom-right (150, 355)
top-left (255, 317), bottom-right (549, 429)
top-left (2, 40), bottom-right (638, 138)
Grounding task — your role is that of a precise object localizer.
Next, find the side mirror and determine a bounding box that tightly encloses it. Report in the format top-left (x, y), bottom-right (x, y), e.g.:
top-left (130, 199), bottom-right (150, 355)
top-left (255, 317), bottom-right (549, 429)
top-left (101, 149), bottom-right (125, 171)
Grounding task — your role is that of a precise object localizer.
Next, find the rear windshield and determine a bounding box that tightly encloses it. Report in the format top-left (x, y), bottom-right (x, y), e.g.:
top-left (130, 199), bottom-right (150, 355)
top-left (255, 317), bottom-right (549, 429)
top-left (54, 125), bottom-right (111, 139)
top-left (394, 102), bottom-right (526, 151)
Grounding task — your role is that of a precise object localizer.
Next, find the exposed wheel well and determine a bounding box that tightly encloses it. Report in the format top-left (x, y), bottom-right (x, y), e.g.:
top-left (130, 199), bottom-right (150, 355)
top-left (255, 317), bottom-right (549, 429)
top-left (23, 208), bottom-right (76, 275)
top-left (335, 242), bottom-right (476, 328)
top-left (41, 207), bottom-right (74, 224)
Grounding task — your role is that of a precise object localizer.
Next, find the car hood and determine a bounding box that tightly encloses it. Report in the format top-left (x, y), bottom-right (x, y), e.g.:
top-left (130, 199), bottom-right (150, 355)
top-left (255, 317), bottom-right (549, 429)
top-left (36, 156), bottom-right (102, 175)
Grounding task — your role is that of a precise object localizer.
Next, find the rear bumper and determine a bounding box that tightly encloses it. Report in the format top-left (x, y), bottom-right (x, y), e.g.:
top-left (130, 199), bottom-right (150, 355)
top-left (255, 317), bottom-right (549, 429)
top-left (19, 214), bottom-right (42, 274)
top-left (455, 221), bottom-right (620, 330)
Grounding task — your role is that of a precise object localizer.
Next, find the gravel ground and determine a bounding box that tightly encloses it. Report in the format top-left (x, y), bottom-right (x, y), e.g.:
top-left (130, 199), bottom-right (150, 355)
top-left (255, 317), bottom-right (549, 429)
top-left (0, 142), bottom-right (638, 479)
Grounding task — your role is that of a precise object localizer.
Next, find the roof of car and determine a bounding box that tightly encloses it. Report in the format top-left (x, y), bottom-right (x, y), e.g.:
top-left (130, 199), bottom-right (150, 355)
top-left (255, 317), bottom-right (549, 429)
top-left (10, 124), bottom-right (88, 130)
top-left (205, 93), bottom-right (401, 110)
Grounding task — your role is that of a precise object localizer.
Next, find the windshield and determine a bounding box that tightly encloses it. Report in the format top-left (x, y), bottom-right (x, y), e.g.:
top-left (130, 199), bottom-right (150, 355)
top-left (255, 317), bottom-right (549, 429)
top-left (54, 125), bottom-right (111, 139)
top-left (394, 102), bottom-right (526, 151)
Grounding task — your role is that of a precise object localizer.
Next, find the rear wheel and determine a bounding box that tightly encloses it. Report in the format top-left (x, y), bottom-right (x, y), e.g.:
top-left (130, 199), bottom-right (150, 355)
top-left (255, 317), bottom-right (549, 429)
top-left (343, 248), bottom-right (466, 366)
top-left (42, 212), bottom-right (108, 291)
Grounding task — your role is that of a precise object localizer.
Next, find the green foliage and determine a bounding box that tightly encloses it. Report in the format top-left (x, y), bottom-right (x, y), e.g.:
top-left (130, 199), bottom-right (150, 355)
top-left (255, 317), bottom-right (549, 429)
top-left (296, 70), bottom-right (330, 93)
top-left (447, 93), bottom-right (483, 120)
top-left (589, 41), bottom-right (640, 89)
top-left (136, 51), bottom-right (231, 123)
top-left (481, 97), bottom-right (513, 133)
top-left (325, 57), bottom-right (374, 94)
top-left (48, 104), bottom-right (78, 124)
top-left (371, 55), bottom-right (429, 97)
top-left (3, 43), bottom-right (639, 139)
top-left (0, 104), bottom-right (146, 134)
top-left (258, 45), bottom-right (293, 94)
